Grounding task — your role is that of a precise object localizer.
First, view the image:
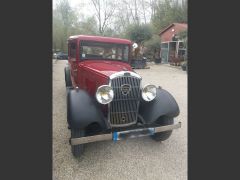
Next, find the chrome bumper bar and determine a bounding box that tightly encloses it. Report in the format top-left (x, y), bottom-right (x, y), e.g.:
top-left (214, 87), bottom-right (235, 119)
top-left (70, 122), bottom-right (181, 145)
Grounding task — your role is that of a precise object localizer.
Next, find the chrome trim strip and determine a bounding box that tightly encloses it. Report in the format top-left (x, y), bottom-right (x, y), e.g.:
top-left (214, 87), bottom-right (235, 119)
top-left (109, 71), bottom-right (142, 80)
top-left (70, 122), bottom-right (181, 145)
top-left (108, 79), bottom-right (112, 126)
top-left (154, 122), bottom-right (181, 133)
top-left (71, 134), bottom-right (113, 145)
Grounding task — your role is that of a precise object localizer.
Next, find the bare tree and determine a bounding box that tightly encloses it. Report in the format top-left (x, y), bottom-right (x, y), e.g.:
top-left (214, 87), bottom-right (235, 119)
top-left (90, 0), bottom-right (117, 35)
top-left (138, 0), bottom-right (152, 24)
top-left (141, 0), bottom-right (147, 24)
top-left (121, 0), bottom-right (152, 25)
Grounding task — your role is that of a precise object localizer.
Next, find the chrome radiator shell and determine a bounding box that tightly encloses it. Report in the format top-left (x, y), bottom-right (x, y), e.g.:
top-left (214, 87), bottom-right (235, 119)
top-left (108, 71), bottom-right (142, 127)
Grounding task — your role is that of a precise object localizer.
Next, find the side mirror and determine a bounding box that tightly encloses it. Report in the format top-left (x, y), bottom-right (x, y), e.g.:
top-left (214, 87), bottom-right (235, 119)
top-left (132, 43), bottom-right (138, 49)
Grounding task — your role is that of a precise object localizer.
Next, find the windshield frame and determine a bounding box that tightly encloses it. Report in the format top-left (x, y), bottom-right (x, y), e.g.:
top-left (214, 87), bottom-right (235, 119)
top-left (79, 40), bottom-right (130, 63)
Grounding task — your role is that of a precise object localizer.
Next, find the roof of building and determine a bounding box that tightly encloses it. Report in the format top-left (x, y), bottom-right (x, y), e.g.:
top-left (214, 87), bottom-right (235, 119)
top-left (159, 23), bottom-right (188, 36)
top-left (68, 35), bottom-right (132, 44)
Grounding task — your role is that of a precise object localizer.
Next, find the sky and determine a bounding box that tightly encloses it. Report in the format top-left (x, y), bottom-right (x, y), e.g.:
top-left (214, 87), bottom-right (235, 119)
top-left (53, 0), bottom-right (78, 9)
top-left (53, 0), bottom-right (93, 18)
top-left (53, 0), bottom-right (185, 9)
top-left (52, 0), bottom-right (152, 23)
top-left (52, 0), bottom-right (90, 9)
top-left (52, 0), bottom-right (186, 24)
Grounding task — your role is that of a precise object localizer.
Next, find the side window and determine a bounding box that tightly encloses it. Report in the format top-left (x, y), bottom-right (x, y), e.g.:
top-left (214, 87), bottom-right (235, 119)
top-left (123, 46), bottom-right (129, 61)
top-left (70, 42), bottom-right (76, 59)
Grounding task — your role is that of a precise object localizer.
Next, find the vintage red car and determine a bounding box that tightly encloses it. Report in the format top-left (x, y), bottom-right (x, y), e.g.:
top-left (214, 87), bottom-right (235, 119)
top-left (65, 35), bottom-right (181, 157)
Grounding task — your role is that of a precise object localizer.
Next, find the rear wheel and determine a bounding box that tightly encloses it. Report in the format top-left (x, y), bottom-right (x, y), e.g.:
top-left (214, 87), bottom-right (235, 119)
top-left (71, 129), bottom-right (85, 157)
top-left (151, 116), bottom-right (173, 142)
top-left (182, 64), bottom-right (186, 71)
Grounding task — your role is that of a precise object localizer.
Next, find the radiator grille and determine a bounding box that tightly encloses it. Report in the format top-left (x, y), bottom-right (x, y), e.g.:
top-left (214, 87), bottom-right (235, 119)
top-left (109, 75), bottom-right (141, 127)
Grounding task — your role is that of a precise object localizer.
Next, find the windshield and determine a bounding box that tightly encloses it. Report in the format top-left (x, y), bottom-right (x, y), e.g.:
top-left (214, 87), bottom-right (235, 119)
top-left (79, 41), bottom-right (129, 62)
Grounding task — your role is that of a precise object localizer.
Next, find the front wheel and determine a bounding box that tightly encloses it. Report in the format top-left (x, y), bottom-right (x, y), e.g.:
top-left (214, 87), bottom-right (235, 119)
top-left (71, 129), bottom-right (85, 157)
top-left (151, 116), bottom-right (173, 142)
top-left (64, 67), bottom-right (72, 88)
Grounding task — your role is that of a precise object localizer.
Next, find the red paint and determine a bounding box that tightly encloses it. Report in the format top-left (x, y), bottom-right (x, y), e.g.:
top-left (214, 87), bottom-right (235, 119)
top-left (67, 35), bottom-right (133, 96)
top-left (69, 35), bottom-right (131, 45)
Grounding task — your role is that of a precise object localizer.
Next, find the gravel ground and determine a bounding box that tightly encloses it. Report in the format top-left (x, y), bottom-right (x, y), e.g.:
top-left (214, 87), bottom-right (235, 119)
top-left (53, 60), bottom-right (187, 180)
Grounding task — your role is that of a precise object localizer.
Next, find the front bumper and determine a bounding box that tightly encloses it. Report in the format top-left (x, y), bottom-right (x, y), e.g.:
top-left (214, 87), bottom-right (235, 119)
top-left (70, 122), bottom-right (181, 145)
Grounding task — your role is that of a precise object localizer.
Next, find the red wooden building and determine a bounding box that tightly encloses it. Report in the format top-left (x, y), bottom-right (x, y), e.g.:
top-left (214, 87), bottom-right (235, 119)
top-left (159, 23), bottom-right (187, 64)
top-left (159, 23), bottom-right (187, 42)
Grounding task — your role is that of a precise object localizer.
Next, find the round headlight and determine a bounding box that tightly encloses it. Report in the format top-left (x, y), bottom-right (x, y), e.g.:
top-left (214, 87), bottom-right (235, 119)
top-left (142, 85), bottom-right (157, 102)
top-left (96, 85), bottom-right (114, 104)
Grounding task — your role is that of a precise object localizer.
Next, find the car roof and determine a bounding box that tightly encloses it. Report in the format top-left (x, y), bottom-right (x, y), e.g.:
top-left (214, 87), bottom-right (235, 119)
top-left (68, 35), bottom-right (132, 44)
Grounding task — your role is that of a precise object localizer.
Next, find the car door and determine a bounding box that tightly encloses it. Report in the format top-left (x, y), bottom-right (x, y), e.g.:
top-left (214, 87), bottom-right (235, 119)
top-left (68, 40), bottom-right (78, 85)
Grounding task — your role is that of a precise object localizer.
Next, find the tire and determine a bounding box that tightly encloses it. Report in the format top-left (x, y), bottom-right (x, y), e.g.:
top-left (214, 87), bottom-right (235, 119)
top-left (151, 116), bottom-right (174, 142)
top-left (182, 64), bottom-right (186, 71)
top-left (64, 67), bottom-right (72, 88)
top-left (71, 129), bottom-right (85, 157)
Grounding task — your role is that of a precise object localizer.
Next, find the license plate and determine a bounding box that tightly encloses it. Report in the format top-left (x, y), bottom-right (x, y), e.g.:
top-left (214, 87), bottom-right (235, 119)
top-left (113, 128), bottom-right (155, 141)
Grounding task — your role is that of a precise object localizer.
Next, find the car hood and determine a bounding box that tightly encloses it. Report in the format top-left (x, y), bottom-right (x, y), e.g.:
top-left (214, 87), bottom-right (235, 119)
top-left (82, 60), bottom-right (133, 77)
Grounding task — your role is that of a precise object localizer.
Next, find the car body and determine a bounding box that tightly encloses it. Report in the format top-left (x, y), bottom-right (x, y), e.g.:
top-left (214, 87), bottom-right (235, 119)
top-left (64, 35), bottom-right (181, 157)
top-left (54, 52), bottom-right (68, 60)
top-left (181, 61), bottom-right (188, 72)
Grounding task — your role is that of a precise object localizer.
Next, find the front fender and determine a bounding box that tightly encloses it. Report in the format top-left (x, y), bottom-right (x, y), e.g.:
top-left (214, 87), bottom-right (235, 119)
top-left (67, 88), bottom-right (107, 130)
top-left (139, 88), bottom-right (180, 124)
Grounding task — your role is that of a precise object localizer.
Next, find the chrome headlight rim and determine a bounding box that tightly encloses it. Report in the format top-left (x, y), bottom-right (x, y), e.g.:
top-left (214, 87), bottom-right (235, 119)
top-left (95, 85), bottom-right (114, 104)
top-left (141, 84), bottom-right (157, 102)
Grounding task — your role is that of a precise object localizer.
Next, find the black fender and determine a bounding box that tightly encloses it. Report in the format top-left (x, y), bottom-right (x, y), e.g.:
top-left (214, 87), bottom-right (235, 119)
top-left (67, 88), bottom-right (107, 130)
top-left (138, 88), bottom-right (180, 124)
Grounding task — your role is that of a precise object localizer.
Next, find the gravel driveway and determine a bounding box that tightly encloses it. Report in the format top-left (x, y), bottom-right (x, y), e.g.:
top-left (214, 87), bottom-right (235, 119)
top-left (53, 60), bottom-right (187, 180)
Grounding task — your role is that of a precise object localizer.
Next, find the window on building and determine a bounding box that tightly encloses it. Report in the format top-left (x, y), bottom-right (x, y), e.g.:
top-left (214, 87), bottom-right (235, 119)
top-left (161, 43), bottom-right (168, 49)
